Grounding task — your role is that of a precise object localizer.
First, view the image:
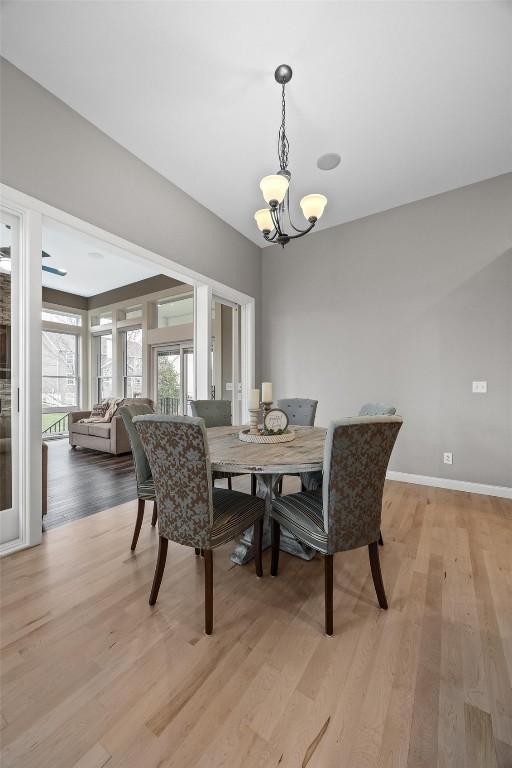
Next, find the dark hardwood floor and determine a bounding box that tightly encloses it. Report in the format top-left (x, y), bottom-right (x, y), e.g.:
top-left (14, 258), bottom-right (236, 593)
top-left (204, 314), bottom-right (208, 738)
top-left (45, 439), bottom-right (138, 529)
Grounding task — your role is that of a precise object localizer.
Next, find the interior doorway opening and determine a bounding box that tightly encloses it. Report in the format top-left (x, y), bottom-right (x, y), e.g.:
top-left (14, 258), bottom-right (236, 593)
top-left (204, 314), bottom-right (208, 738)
top-left (0, 184), bottom-right (256, 551)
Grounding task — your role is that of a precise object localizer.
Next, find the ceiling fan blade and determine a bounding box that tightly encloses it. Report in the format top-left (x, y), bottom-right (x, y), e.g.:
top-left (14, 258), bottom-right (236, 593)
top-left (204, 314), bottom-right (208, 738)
top-left (42, 264), bottom-right (67, 277)
top-left (1, 246), bottom-right (55, 260)
top-left (1, 245), bottom-right (64, 275)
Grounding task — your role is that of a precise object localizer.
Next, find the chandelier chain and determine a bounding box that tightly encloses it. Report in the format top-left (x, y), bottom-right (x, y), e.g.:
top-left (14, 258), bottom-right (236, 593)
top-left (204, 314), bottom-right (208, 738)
top-left (277, 84), bottom-right (289, 171)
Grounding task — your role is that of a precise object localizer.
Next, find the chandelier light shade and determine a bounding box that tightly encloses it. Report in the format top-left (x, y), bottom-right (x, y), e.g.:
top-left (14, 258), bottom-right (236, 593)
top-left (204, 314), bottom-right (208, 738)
top-left (260, 175), bottom-right (289, 206)
top-left (300, 194), bottom-right (328, 222)
top-left (254, 64), bottom-right (328, 248)
top-left (254, 208), bottom-right (274, 233)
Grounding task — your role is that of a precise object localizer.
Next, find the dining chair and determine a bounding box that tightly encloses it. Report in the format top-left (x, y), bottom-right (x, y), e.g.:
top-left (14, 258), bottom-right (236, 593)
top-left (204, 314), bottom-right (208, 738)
top-left (190, 399), bottom-right (246, 492)
top-left (358, 403), bottom-right (396, 545)
top-left (276, 398), bottom-right (319, 494)
top-left (270, 415), bottom-right (403, 635)
top-left (119, 403), bottom-right (157, 551)
top-left (133, 414), bottom-right (265, 634)
top-left (359, 403), bottom-right (397, 417)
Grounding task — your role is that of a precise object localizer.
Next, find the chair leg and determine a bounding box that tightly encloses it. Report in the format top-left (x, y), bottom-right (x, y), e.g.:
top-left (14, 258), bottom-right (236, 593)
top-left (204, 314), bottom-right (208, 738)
top-left (325, 554), bottom-right (334, 636)
top-left (131, 498), bottom-right (145, 551)
top-left (278, 477), bottom-right (283, 495)
top-left (271, 518), bottom-right (280, 576)
top-left (227, 476), bottom-right (232, 490)
top-left (378, 531), bottom-right (384, 546)
top-left (151, 501), bottom-right (158, 527)
top-left (204, 549), bottom-right (213, 635)
top-left (369, 541), bottom-right (388, 610)
top-left (301, 481), bottom-right (307, 493)
top-left (251, 475), bottom-right (257, 496)
top-left (149, 535), bottom-right (168, 606)
top-left (254, 518), bottom-right (263, 577)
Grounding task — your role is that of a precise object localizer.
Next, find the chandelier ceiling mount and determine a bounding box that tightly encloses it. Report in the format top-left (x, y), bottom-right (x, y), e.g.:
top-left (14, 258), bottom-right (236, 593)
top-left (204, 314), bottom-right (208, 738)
top-left (254, 64), bottom-right (328, 248)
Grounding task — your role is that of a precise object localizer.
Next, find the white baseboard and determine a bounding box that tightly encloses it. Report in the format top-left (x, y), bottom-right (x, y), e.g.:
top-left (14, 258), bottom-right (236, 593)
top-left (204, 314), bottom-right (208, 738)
top-left (386, 471), bottom-right (512, 500)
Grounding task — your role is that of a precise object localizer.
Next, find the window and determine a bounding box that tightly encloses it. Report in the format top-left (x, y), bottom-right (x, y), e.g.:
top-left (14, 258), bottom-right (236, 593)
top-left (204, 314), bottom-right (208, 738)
top-left (42, 331), bottom-right (79, 410)
top-left (97, 333), bottom-right (113, 401)
top-left (125, 305), bottom-right (142, 320)
top-left (42, 308), bottom-right (82, 326)
top-left (122, 328), bottom-right (143, 398)
top-left (157, 295), bottom-right (194, 328)
top-left (91, 310), bottom-right (112, 327)
top-left (154, 344), bottom-right (194, 416)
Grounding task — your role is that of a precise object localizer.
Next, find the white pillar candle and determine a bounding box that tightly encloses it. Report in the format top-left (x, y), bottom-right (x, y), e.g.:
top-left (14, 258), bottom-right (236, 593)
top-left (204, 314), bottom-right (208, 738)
top-left (249, 388), bottom-right (260, 410)
top-left (261, 382), bottom-right (272, 403)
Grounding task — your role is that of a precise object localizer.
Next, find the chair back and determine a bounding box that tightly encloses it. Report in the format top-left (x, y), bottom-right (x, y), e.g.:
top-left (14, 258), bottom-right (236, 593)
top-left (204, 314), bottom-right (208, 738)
top-left (134, 415), bottom-right (213, 547)
top-left (277, 398), bottom-right (318, 426)
top-left (119, 403), bottom-right (154, 486)
top-left (359, 402), bottom-right (396, 417)
top-left (190, 399), bottom-right (231, 427)
top-left (322, 416), bottom-right (402, 552)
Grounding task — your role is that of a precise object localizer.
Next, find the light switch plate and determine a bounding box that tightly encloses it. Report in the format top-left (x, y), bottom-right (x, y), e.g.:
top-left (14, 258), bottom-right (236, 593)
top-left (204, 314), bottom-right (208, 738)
top-left (225, 382), bottom-right (233, 391)
top-left (472, 381), bottom-right (487, 393)
top-left (443, 452), bottom-right (453, 465)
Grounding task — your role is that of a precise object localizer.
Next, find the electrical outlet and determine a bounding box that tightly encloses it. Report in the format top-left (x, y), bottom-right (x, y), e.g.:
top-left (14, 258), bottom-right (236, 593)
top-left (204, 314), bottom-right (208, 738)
top-left (443, 452), bottom-right (453, 465)
top-left (472, 381), bottom-right (487, 393)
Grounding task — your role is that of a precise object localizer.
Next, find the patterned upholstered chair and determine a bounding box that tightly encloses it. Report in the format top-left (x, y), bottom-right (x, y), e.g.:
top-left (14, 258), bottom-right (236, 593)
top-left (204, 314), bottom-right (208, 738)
top-left (276, 398), bottom-right (319, 494)
top-left (270, 415), bottom-right (402, 635)
top-left (119, 403), bottom-right (157, 550)
top-left (134, 414), bottom-right (265, 634)
top-left (358, 404), bottom-right (396, 546)
top-left (190, 400), bottom-right (245, 491)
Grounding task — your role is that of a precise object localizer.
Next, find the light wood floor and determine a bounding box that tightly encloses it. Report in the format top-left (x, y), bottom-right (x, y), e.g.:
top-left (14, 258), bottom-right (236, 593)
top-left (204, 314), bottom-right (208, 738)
top-left (1, 478), bottom-right (511, 768)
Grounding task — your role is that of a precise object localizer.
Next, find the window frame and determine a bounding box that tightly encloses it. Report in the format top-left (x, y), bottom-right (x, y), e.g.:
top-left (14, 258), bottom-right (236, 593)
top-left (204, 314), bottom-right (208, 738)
top-left (41, 327), bottom-right (81, 413)
top-left (94, 331), bottom-right (113, 403)
top-left (120, 325), bottom-right (143, 399)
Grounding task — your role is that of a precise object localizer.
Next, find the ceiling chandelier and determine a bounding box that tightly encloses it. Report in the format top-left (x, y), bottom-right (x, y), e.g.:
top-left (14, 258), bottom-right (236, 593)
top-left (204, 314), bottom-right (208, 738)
top-left (254, 64), bottom-right (328, 248)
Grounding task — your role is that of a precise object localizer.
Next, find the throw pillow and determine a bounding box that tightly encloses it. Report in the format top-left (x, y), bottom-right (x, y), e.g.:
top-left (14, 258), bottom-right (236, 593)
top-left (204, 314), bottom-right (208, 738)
top-left (90, 402), bottom-right (108, 419)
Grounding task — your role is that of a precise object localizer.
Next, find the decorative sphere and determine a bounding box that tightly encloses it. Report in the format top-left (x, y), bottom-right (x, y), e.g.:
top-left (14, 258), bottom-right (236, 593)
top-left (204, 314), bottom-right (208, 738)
top-left (274, 64), bottom-right (292, 84)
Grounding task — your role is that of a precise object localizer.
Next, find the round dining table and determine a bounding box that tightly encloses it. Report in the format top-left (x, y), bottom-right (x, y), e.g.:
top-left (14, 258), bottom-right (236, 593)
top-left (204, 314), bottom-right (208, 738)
top-left (207, 425), bottom-right (326, 565)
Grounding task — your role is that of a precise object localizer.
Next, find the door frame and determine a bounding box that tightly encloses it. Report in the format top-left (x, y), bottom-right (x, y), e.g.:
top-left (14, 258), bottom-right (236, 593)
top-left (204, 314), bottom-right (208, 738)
top-left (0, 205), bottom-right (42, 556)
top-left (151, 341), bottom-right (193, 416)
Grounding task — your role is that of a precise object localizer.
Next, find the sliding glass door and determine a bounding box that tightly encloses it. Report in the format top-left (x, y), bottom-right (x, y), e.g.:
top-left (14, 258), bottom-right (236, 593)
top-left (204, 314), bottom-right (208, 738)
top-left (153, 344), bottom-right (193, 416)
top-left (0, 212), bottom-right (19, 546)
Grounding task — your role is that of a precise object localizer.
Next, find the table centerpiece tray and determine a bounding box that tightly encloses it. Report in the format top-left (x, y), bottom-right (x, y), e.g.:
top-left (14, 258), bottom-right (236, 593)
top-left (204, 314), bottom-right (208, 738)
top-left (238, 428), bottom-right (296, 444)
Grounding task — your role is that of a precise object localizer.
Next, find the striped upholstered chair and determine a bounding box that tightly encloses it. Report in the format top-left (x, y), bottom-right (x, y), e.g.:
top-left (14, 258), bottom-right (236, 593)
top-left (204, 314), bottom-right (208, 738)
top-left (134, 414), bottom-right (265, 634)
top-left (119, 403), bottom-right (157, 551)
top-left (190, 400), bottom-right (246, 491)
top-left (271, 415), bottom-right (402, 635)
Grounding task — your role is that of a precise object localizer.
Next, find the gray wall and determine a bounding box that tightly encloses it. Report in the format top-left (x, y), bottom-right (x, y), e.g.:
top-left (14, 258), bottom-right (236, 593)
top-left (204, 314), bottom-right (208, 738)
top-left (41, 287), bottom-right (88, 311)
top-left (87, 274), bottom-right (182, 309)
top-left (42, 275), bottom-right (184, 310)
top-left (0, 58), bottom-right (262, 371)
top-left (262, 174), bottom-right (512, 488)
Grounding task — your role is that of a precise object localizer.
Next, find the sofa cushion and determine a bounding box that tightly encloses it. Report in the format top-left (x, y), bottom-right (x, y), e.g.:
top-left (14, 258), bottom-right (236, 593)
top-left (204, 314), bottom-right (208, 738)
top-left (71, 422), bottom-right (91, 436)
top-left (88, 423), bottom-right (112, 439)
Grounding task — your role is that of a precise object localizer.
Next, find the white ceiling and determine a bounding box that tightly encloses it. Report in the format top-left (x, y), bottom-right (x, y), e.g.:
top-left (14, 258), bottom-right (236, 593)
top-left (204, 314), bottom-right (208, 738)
top-left (2, 2), bottom-right (511, 246)
top-left (42, 219), bottom-right (160, 295)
